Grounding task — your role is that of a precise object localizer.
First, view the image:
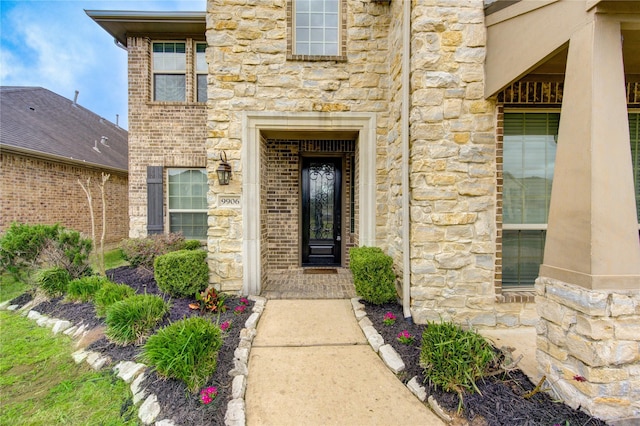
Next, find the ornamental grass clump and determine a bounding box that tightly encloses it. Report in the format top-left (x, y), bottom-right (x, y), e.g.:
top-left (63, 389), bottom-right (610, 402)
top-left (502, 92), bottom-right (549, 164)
top-left (67, 275), bottom-right (111, 302)
top-left (420, 321), bottom-right (497, 406)
top-left (105, 294), bottom-right (169, 345)
top-left (37, 267), bottom-right (71, 297)
top-left (141, 316), bottom-right (223, 393)
top-left (94, 282), bottom-right (136, 317)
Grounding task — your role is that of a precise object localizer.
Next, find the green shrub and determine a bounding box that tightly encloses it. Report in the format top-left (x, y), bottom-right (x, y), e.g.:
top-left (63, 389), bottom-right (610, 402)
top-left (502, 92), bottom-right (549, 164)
top-left (0, 223), bottom-right (92, 282)
top-left (141, 317), bottom-right (223, 393)
top-left (0, 222), bottom-right (59, 280)
top-left (154, 250), bottom-right (208, 298)
top-left (105, 294), bottom-right (169, 345)
top-left (67, 276), bottom-right (111, 302)
top-left (94, 282), bottom-right (136, 317)
top-left (349, 246), bottom-right (397, 304)
top-left (119, 233), bottom-right (185, 269)
top-left (182, 240), bottom-right (202, 250)
top-left (37, 267), bottom-right (71, 297)
top-left (420, 321), bottom-right (497, 399)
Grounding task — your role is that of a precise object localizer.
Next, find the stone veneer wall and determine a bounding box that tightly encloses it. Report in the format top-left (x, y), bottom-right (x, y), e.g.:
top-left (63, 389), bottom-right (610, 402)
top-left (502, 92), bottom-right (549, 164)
top-left (0, 152), bottom-right (128, 244)
top-left (127, 36), bottom-right (207, 238)
top-left (536, 277), bottom-right (640, 421)
top-left (407, 0), bottom-right (503, 325)
top-left (206, 0), bottom-right (392, 292)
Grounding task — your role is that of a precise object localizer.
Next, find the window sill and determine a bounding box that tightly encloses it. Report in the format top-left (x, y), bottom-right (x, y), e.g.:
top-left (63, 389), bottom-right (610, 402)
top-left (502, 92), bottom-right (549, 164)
top-left (287, 54), bottom-right (347, 62)
top-left (146, 101), bottom-right (206, 107)
top-left (496, 290), bottom-right (536, 303)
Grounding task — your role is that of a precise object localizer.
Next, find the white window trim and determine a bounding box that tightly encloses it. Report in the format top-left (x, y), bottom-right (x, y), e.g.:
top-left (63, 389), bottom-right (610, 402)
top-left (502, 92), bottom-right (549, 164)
top-left (195, 41), bottom-right (207, 103)
top-left (152, 41), bottom-right (187, 102)
top-left (292, 0), bottom-right (342, 57)
top-left (166, 168), bottom-right (208, 239)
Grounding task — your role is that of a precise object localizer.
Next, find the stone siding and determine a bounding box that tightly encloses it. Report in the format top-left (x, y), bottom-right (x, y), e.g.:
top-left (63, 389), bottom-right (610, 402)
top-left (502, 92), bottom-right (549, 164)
top-left (408, 0), bottom-right (500, 325)
top-left (206, 0), bottom-right (392, 292)
top-left (127, 36), bottom-right (207, 238)
top-left (536, 276), bottom-right (640, 421)
top-left (0, 151), bottom-right (128, 243)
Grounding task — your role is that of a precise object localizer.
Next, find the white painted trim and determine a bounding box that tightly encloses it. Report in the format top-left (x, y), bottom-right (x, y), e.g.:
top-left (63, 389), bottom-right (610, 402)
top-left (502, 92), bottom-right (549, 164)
top-left (241, 111), bottom-right (377, 295)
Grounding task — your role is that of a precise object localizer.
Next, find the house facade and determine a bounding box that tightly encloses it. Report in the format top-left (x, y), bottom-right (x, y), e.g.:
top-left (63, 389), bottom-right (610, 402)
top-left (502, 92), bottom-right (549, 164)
top-left (90, 0), bottom-right (640, 421)
top-left (0, 87), bottom-right (129, 244)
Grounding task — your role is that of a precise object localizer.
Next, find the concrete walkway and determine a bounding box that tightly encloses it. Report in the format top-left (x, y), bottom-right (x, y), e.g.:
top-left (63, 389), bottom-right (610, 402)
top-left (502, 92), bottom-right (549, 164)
top-left (244, 299), bottom-right (445, 425)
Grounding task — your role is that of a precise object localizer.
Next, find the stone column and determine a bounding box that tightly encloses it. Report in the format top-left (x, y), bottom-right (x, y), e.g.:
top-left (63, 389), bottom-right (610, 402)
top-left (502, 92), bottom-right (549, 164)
top-left (537, 16), bottom-right (640, 422)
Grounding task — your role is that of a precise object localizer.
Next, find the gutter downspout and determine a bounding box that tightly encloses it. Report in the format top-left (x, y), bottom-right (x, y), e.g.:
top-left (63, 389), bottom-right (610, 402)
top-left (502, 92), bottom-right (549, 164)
top-left (401, 0), bottom-right (412, 322)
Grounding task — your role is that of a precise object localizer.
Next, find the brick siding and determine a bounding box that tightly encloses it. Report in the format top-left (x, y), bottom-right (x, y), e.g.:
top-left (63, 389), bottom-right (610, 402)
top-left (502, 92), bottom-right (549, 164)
top-left (0, 152), bottom-right (128, 243)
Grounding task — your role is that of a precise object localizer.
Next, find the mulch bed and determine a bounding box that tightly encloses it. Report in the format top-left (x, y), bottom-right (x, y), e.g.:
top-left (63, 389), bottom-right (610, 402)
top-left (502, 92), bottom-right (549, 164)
top-left (14, 269), bottom-right (611, 426)
top-left (362, 301), bottom-right (609, 426)
top-left (21, 266), bottom-right (253, 425)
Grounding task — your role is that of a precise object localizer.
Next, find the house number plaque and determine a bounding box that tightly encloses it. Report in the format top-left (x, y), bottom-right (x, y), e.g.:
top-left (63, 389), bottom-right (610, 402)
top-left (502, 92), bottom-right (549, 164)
top-left (218, 194), bottom-right (241, 208)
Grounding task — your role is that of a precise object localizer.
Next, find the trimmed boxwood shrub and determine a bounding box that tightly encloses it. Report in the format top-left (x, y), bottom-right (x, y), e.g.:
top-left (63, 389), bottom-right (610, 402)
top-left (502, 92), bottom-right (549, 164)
top-left (37, 267), bottom-right (71, 297)
top-left (349, 246), bottom-right (397, 304)
top-left (67, 275), bottom-right (111, 302)
top-left (105, 294), bottom-right (169, 345)
top-left (154, 249), bottom-right (208, 298)
top-left (141, 317), bottom-right (223, 393)
top-left (94, 282), bottom-right (136, 317)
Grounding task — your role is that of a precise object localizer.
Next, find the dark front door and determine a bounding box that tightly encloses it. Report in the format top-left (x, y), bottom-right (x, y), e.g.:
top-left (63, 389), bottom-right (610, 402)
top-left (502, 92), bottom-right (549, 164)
top-left (301, 157), bottom-right (342, 266)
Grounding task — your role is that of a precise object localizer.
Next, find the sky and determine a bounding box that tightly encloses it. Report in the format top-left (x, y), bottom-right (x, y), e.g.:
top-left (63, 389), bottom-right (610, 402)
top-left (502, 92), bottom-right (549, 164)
top-left (0, 0), bottom-right (206, 130)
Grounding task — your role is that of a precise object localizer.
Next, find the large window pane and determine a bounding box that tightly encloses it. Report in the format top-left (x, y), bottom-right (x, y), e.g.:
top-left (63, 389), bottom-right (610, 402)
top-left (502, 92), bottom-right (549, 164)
top-left (153, 42), bottom-right (186, 101)
top-left (504, 113), bottom-right (559, 224)
top-left (168, 169), bottom-right (208, 239)
top-left (154, 75), bottom-right (186, 102)
top-left (294, 0), bottom-right (340, 56)
top-left (502, 231), bottom-right (545, 288)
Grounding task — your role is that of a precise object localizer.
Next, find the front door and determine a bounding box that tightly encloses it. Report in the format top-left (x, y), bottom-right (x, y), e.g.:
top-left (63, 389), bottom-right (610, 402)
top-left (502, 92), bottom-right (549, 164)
top-left (301, 157), bottom-right (342, 266)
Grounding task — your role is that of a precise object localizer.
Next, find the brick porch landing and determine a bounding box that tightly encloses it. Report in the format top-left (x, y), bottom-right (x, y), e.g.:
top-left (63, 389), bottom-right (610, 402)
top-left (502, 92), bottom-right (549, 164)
top-left (261, 268), bottom-right (357, 299)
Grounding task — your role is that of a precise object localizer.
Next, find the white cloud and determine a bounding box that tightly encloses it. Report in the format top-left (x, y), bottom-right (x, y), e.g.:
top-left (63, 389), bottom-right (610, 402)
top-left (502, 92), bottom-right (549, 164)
top-left (0, 0), bottom-right (206, 129)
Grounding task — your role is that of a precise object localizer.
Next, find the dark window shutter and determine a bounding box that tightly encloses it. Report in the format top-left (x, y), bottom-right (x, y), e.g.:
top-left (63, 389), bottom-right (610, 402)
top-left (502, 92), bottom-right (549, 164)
top-left (147, 166), bottom-right (164, 234)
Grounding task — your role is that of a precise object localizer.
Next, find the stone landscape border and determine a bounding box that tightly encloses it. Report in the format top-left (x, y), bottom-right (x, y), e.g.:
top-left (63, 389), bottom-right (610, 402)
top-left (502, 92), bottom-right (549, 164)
top-left (0, 295), bottom-right (267, 426)
top-left (350, 297), bottom-right (452, 423)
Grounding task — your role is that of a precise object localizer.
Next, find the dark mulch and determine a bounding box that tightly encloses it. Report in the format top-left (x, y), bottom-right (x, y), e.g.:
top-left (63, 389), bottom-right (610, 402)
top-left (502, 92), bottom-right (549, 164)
top-left (362, 300), bottom-right (609, 426)
top-left (22, 266), bottom-right (253, 426)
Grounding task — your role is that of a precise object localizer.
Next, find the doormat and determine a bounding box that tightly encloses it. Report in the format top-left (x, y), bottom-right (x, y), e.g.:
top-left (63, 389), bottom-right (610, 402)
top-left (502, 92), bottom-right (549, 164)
top-left (303, 268), bottom-right (338, 274)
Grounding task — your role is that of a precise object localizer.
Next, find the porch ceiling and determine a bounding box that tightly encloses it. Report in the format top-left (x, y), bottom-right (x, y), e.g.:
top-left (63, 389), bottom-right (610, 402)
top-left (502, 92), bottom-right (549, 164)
top-left (485, 0), bottom-right (640, 97)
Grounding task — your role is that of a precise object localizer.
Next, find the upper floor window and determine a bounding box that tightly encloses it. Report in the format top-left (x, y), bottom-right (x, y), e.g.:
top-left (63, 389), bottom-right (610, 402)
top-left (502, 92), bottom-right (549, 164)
top-left (153, 42), bottom-right (186, 102)
top-left (630, 112), bottom-right (640, 223)
top-left (294, 0), bottom-right (340, 56)
top-left (196, 43), bottom-right (207, 103)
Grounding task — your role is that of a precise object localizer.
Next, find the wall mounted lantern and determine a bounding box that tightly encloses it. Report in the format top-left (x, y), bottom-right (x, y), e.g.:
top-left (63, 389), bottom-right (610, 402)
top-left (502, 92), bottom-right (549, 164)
top-left (216, 151), bottom-right (232, 185)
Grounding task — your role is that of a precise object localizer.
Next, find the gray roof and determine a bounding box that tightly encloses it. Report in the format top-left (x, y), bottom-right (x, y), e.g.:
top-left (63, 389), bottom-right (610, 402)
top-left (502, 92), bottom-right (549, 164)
top-left (0, 87), bottom-right (127, 172)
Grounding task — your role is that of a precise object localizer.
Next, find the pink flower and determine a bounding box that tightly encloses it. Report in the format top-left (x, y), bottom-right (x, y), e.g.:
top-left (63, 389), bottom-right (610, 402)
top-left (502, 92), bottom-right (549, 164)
top-left (383, 312), bottom-right (396, 325)
top-left (200, 386), bottom-right (218, 404)
top-left (234, 305), bottom-right (246, 315)
top-left (220, 321), bottom-right (231, 331)
top-left (396, 330), bottom-right (414, 345)
top-left (240, 297), bottom-right (250, 306)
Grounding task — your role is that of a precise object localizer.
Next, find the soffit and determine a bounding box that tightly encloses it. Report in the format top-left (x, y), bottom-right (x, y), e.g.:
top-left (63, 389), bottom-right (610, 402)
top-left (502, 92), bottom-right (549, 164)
top-left (85, 10), bottom-right (206, 46)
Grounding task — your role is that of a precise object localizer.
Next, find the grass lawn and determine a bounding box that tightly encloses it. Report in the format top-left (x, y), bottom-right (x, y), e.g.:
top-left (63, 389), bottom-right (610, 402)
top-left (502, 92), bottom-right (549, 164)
top-left (0, 247), bottom-right (137, 425)
top-left (0, 274), bottom-right (29, 303)
top-left (0, 311), bottom-right (139, 425)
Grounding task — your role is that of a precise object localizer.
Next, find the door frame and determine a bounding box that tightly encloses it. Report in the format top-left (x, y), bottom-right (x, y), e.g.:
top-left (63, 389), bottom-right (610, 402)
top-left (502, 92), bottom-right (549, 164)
top-left (240, 112), bottom-right (376, 295)
top-left (300, 155), bottom-right (344, 267)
